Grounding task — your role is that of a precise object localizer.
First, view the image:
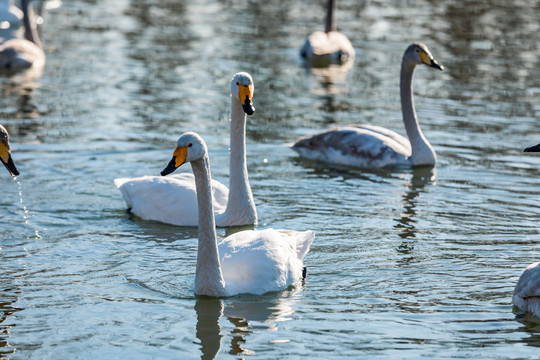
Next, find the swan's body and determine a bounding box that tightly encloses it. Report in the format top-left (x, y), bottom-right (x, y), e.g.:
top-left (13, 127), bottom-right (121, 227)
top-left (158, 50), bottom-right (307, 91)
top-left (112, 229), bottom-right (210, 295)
top-left (292, 43), bottom-right (443, 169)
top-left (161, 132), bottom-right (314, 297)
top-left (0, 0), bottom-right (44, 75)
top-left (512, 262), bottom-right (540, 318)
top-left (0, 124), bottom-right (19, 176)
top-left (115, 72), bottom-right (257, 227)
top-left (300, 0), bottom-right (354, 66)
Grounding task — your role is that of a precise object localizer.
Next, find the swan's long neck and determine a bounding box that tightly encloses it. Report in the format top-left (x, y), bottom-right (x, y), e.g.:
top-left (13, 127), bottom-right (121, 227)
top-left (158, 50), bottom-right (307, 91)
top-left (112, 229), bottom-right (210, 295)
top-left (191, 156), bottom-right (227, 297)
top-left (400, 61), bottom-right (436, 165)
top-left (22, 0), bottom-right (42, 49)
top-left (223, 97), bottom-right (257, 225)
top-left (325, 0), bottom-right (336, 33)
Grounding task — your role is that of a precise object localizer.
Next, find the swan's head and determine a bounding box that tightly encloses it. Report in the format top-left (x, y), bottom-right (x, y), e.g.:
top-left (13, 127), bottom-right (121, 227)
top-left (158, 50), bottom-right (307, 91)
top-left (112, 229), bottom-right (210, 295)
top-left (524, 143), bottom-right (540, 152)
top-left (161, 132), bottom-right (207, 176)
top-left (231, 72), bottom-right (255, 115)
top-left (0, 125), bottom-right (19, 176)
top-left (404, 43), bottom-right (444, 71)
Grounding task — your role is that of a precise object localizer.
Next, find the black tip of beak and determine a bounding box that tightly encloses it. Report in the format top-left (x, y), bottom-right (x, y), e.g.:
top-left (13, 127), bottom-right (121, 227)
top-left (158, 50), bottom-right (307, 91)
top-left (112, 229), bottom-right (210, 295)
top-left (242, 96), bottom-right (255, 116)
top-left (524, 143), bottom-right (540, 152)
top-left (431, 60), bottom-right (444, 71)
top-left (2, 156), bottom-right (19, 176)
top-left (161, 157), bottom-right (178, 176)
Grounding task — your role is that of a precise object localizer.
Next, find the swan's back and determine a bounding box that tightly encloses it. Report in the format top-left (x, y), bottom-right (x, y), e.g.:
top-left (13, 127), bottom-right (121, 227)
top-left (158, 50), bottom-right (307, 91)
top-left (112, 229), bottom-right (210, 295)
top-left (219, 229), bottom-right (315, 295)
top-left (513, 262), bottom-right (540, 318)
top-left (114, 173), bottom-right (229, 226)
top-left (292, 125), bottom-right (412, 168)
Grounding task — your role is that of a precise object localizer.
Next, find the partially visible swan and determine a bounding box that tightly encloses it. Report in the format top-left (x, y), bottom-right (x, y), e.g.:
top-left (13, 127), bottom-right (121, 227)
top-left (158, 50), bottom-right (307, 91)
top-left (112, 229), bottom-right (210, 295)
top-left (292, 43), bottom-right (444, 169)
top-left (0, 0), bottom-right (23, 38)
top-left (115, 72), bottom-right (257, 227)
top-left (0, 124), bottom-right (19, 176)
top-left (300, 0), bottom-right (354, 66)
top-left (512, 262), bottom-right (540, 319)
top-left (161, 132), bottom-right (315, 297)
top-left (0, 0), bottom-right (44, 75)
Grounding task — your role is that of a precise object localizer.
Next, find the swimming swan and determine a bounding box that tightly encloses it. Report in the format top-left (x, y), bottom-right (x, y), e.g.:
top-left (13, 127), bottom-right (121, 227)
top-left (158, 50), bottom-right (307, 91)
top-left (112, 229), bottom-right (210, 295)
top-left (300, 0), bottom-right (354, 66)
top-left (161, 132), bottom-right (314, 297)
top-left (524, 143), bottom-right (540, 152)
top-left (292, 42), bottom-right (444, 169)
top-left (114, 72), bottom-right (257, 227)
top-left (0, 124), bottom-right (19, 176)
top-left (0, 0), bottom-right (45, 75)
top-left (512, 262), bottom-right (540, 318)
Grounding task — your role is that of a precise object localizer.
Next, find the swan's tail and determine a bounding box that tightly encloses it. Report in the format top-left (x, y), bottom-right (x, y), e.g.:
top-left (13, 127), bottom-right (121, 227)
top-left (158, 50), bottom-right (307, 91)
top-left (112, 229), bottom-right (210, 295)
top-left (295, 230), bottom-right (315, 260)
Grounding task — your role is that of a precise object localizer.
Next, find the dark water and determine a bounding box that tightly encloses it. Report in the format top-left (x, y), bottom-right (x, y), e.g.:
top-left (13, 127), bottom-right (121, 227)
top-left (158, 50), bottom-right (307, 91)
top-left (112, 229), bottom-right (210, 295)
top-left (2, 0), bottom-right (540, 358)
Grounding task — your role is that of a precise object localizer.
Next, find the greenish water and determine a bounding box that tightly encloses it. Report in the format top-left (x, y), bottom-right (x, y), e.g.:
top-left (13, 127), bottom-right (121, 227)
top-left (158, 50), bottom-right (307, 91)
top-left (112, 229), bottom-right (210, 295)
top-left (2, 0), bottom-right (540, 358)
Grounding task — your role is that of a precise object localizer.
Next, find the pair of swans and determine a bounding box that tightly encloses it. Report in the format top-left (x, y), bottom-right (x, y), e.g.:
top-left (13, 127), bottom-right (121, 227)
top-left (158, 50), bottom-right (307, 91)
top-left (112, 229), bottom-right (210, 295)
top-left (116, 73), bottom-right (314, 297)
top-left (0, 0), bottom-right (45, 75)
top-left (0, 124), bottom-right (19, 176)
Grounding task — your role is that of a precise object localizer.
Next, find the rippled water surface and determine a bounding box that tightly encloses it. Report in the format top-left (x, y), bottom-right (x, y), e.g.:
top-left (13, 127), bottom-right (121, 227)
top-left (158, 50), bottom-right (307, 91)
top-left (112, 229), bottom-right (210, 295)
top-left (2, 0), bottom-right (540, 358)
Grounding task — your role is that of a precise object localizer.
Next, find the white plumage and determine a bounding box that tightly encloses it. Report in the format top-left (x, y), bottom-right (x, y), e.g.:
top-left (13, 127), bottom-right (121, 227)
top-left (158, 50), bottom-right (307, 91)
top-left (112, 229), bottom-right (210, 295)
top-left (512, 262), bottom-right (540, 318)
top-left (115, 72), bottom-right (257, 227)
top-left (161, 132), bottom-right (314, 297)
top-left (293, 43), bottom-right (444, 169)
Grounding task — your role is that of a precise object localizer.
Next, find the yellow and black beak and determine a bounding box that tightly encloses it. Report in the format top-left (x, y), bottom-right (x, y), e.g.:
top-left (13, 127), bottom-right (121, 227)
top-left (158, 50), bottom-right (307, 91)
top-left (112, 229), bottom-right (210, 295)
top-left (161, 146), bottom-right (188, 176)
top-left (420, 50), bottom-right (444, 71)
top-left (238, 83), bottom-right (255, 115)
top-left (0, 144), bottom-right (19, 176)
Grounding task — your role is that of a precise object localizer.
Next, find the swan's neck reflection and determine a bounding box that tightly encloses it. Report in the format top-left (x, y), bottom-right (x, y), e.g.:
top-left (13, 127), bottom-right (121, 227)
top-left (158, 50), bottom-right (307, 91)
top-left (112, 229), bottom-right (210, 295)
top-left (395, 167), bottom-right (436, 254)
top-left (195, 291), bottom-right (298, 359)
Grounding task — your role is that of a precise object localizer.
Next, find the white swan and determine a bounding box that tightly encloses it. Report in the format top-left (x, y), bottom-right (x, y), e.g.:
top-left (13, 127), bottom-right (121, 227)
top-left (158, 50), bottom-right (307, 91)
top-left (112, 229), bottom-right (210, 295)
top-left (0, 124), bottom-right (19, 176)
top-left (300, 0), bottom-right (354, 67)
top-left (161, 132), bottom-right (314, 297)
top-left (292, 43), bottom-right (443, 169)
top-left (512, 262), bottom-right (540, 318)
top-left (115, 72), bottom-right (257, 227)
top-left (0, 0), bottom-right (45, 75)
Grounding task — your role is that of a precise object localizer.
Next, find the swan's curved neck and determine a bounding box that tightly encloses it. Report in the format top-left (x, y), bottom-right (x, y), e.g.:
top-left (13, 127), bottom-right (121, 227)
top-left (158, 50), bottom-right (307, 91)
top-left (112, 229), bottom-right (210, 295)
top-left (22, 0), bottom-right (42, 49)
top-left (400, 61), bottom-right (436, 165)
top-left (191, 156), bottom-right (227, 297)
top-left (325, 0), bottom-right (336, 33)
top-left (223, 96), bottom-right (257, 225)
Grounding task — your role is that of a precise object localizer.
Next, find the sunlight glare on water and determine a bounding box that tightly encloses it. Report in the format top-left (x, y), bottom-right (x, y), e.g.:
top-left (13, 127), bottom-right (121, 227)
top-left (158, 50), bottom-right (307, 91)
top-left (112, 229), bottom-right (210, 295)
top-left (2, 0), bottom-right (540, 359)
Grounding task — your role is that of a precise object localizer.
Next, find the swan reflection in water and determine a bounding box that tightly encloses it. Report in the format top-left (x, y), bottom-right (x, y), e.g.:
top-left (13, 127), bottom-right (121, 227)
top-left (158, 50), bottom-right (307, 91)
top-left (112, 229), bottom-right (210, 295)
top-left (394, 167), bottom-right (436, 256)
top-left (195, 289), bottom-right (299, 359)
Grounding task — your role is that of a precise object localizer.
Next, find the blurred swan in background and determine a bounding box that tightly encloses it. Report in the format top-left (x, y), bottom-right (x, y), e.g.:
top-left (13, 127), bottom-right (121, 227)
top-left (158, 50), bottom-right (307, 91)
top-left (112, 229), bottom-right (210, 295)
top-left (161, 132), bottom-right (314, 297)
top-left (0, 124), bottom-right (19, 176)
top-left (115, 72), bottom-right (257, 227)
top-left (524, 143), bottom-right (540, 152)
top-left (292, 42), bottom-right (443, 169)
top-left (513, 262), bottom-right (540, 319)
top-left (0, 0), bottom-right (23, 38)
top-left (0, 0), bottom-right (45, 75)
top-left (300, 0), bottom-right (354, 67)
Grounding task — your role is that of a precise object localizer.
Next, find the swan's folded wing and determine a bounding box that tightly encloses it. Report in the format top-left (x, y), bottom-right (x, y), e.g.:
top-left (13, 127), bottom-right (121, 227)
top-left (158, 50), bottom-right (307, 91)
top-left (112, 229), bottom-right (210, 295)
top-left (513, 262), bottom-right (540, 299)
top-left (291, 125), bottom-right (411, 168)
top-left (219, 229), bottom-right (307, 295)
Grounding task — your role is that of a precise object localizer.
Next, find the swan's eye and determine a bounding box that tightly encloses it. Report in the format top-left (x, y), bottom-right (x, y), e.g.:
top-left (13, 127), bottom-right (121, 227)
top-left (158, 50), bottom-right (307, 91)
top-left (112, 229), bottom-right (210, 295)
top-left (236, 82), bottom-right (239, 86)
top-left (416, 49), bottom-right (419, 52)
top-left (188, 143), bottom-right (193, 147)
